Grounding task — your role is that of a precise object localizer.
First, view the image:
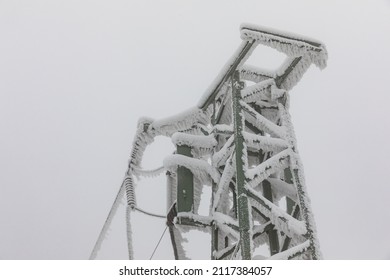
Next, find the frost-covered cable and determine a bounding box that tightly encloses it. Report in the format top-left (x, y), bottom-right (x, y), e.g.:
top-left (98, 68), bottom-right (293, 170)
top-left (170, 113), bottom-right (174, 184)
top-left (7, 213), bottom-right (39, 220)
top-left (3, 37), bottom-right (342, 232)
top-left (134, 207), bottom-right (166, 219)
top-left (126, 205), bottom-right (134, 259)
top-left (149, 226), bottom-right (168, 260)
top-left (132, 166), bottom-right (165, 178)
top-left (89, 182), bottom-right (125, 260)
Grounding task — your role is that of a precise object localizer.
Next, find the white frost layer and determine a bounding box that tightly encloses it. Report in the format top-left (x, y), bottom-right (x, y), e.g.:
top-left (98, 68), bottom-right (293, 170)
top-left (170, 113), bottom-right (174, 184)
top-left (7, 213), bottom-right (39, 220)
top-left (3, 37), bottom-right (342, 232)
top-left (152, 106), bottom-right (208, 134)
top-left (240, 23), bottom-right (327, 69)
top-left (191, 177), bottom-right (202, 214)
top-left (213, 212), bottom-right (240, 239)
top-left (267, 178), bottom-right (297, 203)
top-left (172, 132), bottom-right (217, 149)
top-left (241, 23), bottom-right (325, 48)
top-left (277, 98), bottom-right (299, 149)
top-left (241, 101), bottom-right (286, 138)
top-left (271, 84), bottom-right (286, 100)
top-left (128, 118), bottom-right (156, 168)
top-left (243, 131), bottom-right (289, 152)
top-left (291, 159), bottom-right (323, 259)
top-left (212, 135), bottom-right (235, 167)
top-left (241, 78), bottom-right (274, 102)
top-left (213, 124), bottom-right (233, 135)
top-left (252, 221), bottom-right (271, 236)
top-left (128, 105), bottom-right (212, 180)
top-left (177, 212), bottom-right (213, 226)
top-left (171, 226), bottom-right (190, 260)
top-left (269, 240), bottom-right (310, 260)
top-left (213, 243), bottom-right (236, 259)
top-left (275, 55), bottom-right (314, 91)
top-left (252, 221), bottom-right (271, 248)
top-left (246, 148), bottom-right (291, 187)
top-left (163, 154), bottom-right (220, 183)
top-left (246, 186), bottom-right (306, 240)
top-left (213, 155), bottom-right (235, 212)
top-left (252, 254), bottom-right (267, 260)
top-left (132, 165), bottom-right (165, 178)
top-left (239, 65), bottom-right (274, 83)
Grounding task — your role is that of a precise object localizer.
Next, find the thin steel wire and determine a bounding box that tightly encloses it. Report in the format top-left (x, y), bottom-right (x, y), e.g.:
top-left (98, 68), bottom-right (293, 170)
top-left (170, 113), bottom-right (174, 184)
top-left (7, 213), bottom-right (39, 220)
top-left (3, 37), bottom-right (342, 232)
top-left (149, 226), bottom-right (168, 260)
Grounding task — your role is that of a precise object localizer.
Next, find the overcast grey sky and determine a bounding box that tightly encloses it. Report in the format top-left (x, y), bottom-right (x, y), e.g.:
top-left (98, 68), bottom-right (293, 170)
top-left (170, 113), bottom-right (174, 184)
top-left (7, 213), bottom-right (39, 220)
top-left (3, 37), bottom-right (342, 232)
top-left (1, 0), bottom-right (389, 260)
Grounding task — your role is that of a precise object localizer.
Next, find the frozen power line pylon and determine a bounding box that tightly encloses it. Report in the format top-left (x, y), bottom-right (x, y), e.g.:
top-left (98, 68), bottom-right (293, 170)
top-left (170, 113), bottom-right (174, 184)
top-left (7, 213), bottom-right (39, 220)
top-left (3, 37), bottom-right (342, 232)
top-left (90, 23), bottom-right (327, 260)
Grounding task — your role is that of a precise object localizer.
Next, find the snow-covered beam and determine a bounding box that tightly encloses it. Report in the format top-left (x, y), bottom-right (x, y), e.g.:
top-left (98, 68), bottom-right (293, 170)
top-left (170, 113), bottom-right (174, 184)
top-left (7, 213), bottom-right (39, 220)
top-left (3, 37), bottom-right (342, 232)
top-left (240, 23), bottom-right (327, 69)
top-left (198, 41), bottom-right (255, 110)
top-left (241, 101), bottom-right (286, 138)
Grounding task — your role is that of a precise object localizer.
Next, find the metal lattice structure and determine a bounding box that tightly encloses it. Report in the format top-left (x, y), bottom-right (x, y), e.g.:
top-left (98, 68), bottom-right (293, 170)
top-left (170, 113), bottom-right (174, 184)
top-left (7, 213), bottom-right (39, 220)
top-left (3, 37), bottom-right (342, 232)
top-left (90, 24), bottom-right (327, 260)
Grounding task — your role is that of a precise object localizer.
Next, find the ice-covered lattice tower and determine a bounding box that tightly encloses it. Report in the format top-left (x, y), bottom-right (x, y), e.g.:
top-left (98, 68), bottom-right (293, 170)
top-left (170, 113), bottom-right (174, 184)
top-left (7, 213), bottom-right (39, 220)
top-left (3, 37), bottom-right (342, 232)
top-left (90, 24), bottom-right (327, 260)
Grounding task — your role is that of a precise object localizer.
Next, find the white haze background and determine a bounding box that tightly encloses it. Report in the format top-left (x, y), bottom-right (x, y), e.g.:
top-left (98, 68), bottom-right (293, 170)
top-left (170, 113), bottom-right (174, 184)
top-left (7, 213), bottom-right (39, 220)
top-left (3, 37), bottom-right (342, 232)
top-left (0, 0), bottom-right (389, 259)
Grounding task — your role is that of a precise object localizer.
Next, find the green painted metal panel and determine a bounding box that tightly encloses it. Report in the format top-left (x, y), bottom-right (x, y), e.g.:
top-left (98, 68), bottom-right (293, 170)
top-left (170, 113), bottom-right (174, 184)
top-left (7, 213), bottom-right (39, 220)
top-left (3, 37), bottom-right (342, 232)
top-left (177, 145), bottom-right (194, 213)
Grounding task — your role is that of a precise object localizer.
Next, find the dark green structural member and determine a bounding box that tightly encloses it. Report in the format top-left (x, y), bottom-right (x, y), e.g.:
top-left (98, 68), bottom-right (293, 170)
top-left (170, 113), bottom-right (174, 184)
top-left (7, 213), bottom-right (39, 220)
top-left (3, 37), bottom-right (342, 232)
top-left (176, 145), bottom-right (194, 213)
top-left (284, 168), bottom-right (295, 214)
top-left (232, 70), bottom-right (252, 260)
top-left (262, 179), bottom-right (280, 255)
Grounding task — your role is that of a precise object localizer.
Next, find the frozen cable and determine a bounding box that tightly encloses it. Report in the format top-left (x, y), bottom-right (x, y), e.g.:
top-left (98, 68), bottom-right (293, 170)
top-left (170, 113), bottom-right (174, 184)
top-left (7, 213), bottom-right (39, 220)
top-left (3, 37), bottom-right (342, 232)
top-left (89, 182), bottom-right (125, 260)
top-left (134, 207), bottom-right (166, 219)
top-left (132, 166), bottom-right (165, 177)
top-left (149, 226), bottom-right (168, 260)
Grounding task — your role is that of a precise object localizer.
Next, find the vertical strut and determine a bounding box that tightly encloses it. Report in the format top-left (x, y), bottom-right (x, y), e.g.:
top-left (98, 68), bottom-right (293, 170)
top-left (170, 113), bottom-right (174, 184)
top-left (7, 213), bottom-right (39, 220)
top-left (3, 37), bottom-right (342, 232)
top-left (211, 99), bottom-right (218, 259)
top-left (232, 70), bottom-right (252, 260)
